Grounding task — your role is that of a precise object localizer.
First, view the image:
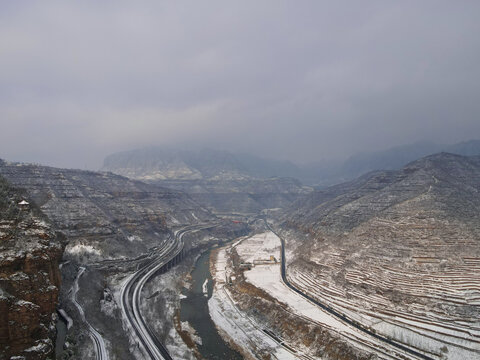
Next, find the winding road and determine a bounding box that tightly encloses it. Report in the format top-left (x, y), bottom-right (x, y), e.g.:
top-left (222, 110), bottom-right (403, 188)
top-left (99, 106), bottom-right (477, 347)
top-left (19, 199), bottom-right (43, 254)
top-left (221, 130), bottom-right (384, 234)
top-left (120, 224), bottom-right (216, 360)
top-left (72, 267), bottom-right (109, 360)
top-left (265, 221), bottom-right (435, 360)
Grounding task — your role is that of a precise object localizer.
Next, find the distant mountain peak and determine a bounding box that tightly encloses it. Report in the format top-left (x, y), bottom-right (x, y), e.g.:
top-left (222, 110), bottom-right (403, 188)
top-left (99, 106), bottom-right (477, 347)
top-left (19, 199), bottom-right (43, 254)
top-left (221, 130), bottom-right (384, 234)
top-left (102, 147), bottom-right (301, 182)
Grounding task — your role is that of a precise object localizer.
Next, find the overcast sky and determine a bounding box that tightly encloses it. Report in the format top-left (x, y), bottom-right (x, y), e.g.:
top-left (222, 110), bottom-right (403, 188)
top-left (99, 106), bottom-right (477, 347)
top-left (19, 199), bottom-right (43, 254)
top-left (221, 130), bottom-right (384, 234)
top-left (1, 1), bottom-right (480, 169)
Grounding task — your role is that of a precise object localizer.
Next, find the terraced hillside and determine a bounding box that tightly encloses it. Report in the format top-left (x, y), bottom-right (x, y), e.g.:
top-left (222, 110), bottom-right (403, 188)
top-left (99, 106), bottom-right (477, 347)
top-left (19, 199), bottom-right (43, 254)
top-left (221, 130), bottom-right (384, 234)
top-left (279, 153), bottom-right (480, 359)
top-left (0, 161), bottom-right (213, 262)
top-left (156, 177), bottom-right (311, 214)
top-left (102, 147), bottom-right (312, 214)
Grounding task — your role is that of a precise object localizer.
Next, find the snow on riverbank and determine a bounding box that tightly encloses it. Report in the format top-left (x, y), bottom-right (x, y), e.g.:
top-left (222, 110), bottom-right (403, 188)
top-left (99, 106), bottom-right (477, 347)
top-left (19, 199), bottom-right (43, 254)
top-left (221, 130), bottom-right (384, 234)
top-left (208, 246), bottom-right (301, 360)
top-left (209, 232), bottom-right (433, 360)
top-left (239, 233), bottom-right (394, 355)
top-left (202, 279), bottom-right (208, 297)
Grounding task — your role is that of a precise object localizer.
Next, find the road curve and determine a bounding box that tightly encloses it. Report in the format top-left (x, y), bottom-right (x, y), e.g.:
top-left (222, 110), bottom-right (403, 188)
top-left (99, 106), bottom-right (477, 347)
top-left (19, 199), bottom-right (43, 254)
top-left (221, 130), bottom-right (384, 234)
top-left (72, 267), bottom-right (109, 360)
top-left (120, 224), bottom-right (215, 360)
top-left (265, 221), bottom-right (435, 360)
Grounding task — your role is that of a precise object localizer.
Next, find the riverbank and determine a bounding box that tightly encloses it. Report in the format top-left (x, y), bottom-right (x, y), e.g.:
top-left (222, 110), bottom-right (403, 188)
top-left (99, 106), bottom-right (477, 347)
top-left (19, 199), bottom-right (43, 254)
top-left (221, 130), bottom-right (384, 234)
top-left (207, 231), bottom-right (397, 360)
top-left (179, 248), bottom-right (243, 360)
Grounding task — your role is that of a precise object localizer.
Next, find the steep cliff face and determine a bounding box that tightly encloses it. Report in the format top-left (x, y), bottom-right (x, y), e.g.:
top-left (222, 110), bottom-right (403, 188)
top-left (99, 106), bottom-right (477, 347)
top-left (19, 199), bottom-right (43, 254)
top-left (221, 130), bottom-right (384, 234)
top-left (0, 176), bottom-right (63, 360)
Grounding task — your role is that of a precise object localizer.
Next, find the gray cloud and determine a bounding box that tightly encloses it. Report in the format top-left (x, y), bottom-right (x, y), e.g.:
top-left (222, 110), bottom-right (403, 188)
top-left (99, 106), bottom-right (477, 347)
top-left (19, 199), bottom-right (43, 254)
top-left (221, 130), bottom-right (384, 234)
top-left (1, 1), bottom-right (480, 168)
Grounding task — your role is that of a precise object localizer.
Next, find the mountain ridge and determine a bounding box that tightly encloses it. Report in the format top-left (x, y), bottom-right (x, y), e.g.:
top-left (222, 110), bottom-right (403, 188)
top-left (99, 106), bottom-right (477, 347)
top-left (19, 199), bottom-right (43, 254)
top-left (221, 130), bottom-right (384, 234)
top-left (101, 140), bottom-right (480, 187)
top-left (276, 152), bottom-right (480, 358)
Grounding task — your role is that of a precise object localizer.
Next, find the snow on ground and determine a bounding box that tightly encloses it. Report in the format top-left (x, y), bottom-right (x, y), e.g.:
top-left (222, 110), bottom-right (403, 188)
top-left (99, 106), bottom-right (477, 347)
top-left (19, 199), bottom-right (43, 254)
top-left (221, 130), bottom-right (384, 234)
top-left (238, 235), bottom-right (381, 345)
top-left (245, 264), bottom-right (350, 331)
top-left (209, 247), bottom-right (303, 360)
top-left (58, 308), bottom-right (74, 330)
top-left (180, 321), bottom-right (202, 345)
top-left (235, 231), bottom-right (280, 263)
top-left (140, 267), bottom-right (197, 360)
top-left (107, 269), bottom-right (196, 360)
top-left (127, 235), bottom-right (142, 242)
top-left (216, 232), bottom-right (430, 359)
top-left (66, 243), bottom-right (101, 255)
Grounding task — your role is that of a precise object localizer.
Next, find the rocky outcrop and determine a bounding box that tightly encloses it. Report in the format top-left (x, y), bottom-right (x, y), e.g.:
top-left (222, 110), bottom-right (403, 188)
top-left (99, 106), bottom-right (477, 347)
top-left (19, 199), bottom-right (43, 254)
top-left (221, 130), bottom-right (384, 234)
top-left (0, 176), bottom-right (63, 360)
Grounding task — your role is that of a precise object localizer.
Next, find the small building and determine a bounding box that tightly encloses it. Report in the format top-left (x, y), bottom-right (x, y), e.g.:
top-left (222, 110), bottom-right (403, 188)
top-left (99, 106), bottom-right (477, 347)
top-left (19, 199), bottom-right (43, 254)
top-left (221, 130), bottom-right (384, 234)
top-left (253, 255), bottom-right (278, 266)
top-left (18, 200), bottom-right (30, 210)
top-left (240, 262), bottom-right (252, 270)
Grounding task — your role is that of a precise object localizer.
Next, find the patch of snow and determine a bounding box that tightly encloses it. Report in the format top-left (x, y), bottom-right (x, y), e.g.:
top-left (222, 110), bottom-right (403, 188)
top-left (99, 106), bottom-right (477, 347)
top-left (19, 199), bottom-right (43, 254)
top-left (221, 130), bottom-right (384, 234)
top-left (15, 300), bottom-right (39, 309)
top-left (202, 279), bottom-right (208, 297)
top-left (209, 245), bottom-right (319, 360)
top-left (66, 243), bottom-right (101, 255)
top-left (24, 340), bottom-right (50, 353)
top-left (180, 321), bottom-right (202, 345)
top-left (58, 309), bottom-right (74, 330)
top-left (234, 232), bottom-right (280, 264)
top-left (222, 232), bottom-right (416, 359)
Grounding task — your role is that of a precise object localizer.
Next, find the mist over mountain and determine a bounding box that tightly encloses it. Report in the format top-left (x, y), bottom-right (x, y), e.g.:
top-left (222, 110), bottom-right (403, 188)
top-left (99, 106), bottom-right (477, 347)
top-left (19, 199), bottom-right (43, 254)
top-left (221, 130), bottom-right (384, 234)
top-left (337, 139), bottom-right (480, 183)
top-left (2, 1), bottom-right (480, 359)
top-left (102, 139), bottom-right (480, 187)
top-left (102, 147), bottom-right (301, 182)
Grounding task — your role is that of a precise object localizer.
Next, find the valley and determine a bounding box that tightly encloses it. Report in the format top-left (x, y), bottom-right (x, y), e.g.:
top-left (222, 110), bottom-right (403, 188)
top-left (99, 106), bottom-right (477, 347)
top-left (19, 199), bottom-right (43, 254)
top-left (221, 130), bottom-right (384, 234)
top-left (1, 151), bottom-right (479, 360)
top-left (3, 3), bottom-right (480, 359)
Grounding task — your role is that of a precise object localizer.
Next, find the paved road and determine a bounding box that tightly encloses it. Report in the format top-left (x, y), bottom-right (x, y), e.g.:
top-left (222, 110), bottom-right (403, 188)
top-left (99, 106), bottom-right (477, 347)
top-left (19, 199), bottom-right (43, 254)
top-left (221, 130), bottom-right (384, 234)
top-left (265, 221), bottom-right (435, 360)
top-left (72, 267), bottom-right (109, 360)
top-left (120, 224), bottom-right (216, 360)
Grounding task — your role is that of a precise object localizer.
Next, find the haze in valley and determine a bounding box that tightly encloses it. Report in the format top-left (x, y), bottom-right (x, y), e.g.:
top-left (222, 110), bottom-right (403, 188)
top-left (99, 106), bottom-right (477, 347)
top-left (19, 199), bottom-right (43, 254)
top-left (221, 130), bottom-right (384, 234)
top-left (1, 1), bottom-right (480, 169)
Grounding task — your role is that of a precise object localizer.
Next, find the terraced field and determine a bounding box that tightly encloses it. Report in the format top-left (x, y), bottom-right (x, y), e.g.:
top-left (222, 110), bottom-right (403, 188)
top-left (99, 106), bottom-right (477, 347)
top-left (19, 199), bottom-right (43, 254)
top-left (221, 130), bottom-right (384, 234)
top-left (281, 153), bottom-right (480, 359)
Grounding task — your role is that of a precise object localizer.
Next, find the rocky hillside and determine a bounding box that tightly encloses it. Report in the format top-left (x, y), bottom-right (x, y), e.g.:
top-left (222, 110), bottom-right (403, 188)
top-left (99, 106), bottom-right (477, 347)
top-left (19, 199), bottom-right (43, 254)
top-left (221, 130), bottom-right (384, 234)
top-left (102, 140), bottom-right (480, 189)
top-left (279, 153), bottom-right (480, 359)
top-left (322, 139), bottom-right (480, 186)
top-left (0, 161), bottom-right (213, 262)
top-left (102, 147), bottom-right (300, 182)
top-left (0, 175), bottom-right (63, 360)
top-left (0, 160), bottom-right (224, 359)
top-left (102, 148), bottom-right (312, 213)
top-left (158, 177), bottom-right (311, 214)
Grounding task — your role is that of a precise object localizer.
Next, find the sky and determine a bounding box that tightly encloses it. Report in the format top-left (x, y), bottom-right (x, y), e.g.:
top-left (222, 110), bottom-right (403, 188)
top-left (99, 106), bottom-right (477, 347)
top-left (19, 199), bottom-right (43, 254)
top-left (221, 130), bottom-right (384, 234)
top-left (1, 1), bottom-right (480, 169)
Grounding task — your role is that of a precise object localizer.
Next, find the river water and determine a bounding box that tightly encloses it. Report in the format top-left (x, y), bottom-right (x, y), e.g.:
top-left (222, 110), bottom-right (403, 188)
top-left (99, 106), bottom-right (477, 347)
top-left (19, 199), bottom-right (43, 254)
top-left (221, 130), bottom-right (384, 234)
top-left (55, 314), bottom-right (67, 358)
top-left (180, 249), bottom-right (243, 360)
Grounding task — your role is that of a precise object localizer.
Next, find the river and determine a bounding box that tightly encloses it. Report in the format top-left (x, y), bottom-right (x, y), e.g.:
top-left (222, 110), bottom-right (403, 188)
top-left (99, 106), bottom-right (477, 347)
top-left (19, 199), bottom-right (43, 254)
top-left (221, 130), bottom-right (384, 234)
top-left (180, 249), bottom-right (243, 360)
top-left (55, 314), bottom-right (67, 358)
